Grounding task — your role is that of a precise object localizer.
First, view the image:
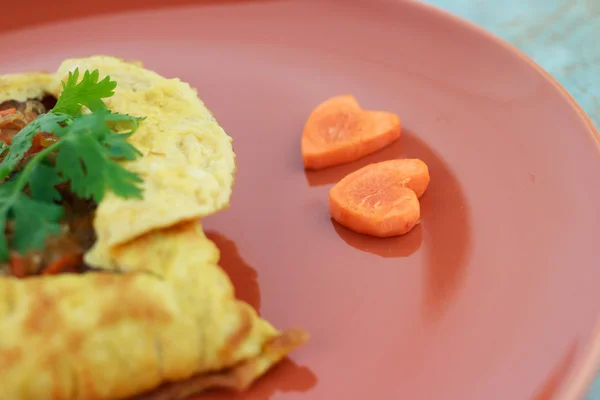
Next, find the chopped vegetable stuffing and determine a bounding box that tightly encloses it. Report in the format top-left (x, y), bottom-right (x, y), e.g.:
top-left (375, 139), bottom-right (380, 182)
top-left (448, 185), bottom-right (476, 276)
top-left (0, 68), bottom-right (146, 266)
top-left (0, 108), bottom-right (17, 118)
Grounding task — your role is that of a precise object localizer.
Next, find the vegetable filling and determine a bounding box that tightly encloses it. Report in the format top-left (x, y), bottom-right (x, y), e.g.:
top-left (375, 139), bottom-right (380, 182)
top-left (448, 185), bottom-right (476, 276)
top-left (0, 98), bottom-right (97, 277)
top-left (0, 69), bottom-right (146, 278)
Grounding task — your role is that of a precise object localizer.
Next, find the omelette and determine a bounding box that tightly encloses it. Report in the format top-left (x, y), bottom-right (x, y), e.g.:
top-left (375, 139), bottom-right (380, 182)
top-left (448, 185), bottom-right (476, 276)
top-left (0, 56), bottom-right (307, 400)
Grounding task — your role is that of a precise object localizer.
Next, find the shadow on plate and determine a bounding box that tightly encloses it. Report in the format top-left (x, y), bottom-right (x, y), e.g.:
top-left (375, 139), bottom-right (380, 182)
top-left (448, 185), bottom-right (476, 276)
top-left (303, 138), bottom-right (406, 187)
top-left (306, 129), bottom-right (472, 319)
top-left (331, 218), bottom-right (423, 258)
top-left (200, 231), bottom-right (318, 400)
top-left (404, 130), bottom-right (473, 320)
top-left (205, 231), bottom-right (261, 314)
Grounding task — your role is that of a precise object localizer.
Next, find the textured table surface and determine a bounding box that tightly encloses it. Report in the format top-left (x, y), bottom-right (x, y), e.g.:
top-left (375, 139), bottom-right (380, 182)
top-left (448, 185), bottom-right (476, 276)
top-left (424, 1), bottom-right (599, 399)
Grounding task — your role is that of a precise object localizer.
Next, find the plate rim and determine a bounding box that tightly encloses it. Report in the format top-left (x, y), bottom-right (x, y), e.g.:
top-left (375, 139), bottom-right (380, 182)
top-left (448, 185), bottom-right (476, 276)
top-left (407, 2), bottom-right (600, 398)
top-left (1, 0), bottom-right (598, 398)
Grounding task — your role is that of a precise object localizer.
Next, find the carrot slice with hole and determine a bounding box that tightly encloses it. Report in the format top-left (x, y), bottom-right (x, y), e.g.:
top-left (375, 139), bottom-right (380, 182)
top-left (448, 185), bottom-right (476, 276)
top-left (301, 95), bottom-right (401, 170)
top-left (328, 159), bottom-right (430, 237)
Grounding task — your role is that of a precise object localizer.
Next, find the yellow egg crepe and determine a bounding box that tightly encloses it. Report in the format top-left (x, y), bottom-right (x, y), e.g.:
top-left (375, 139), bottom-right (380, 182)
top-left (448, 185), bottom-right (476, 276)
top-left (0, 56), bottom-right (307, 400)
top-left (50, 56), bottom-right (237, 268)
top-left (0, 72), bottom-right (53, 103)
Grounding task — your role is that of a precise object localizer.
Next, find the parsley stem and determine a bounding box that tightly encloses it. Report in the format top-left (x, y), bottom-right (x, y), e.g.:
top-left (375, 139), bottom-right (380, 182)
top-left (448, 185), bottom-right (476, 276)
top-left (0, 140), bottom-right (63, 253)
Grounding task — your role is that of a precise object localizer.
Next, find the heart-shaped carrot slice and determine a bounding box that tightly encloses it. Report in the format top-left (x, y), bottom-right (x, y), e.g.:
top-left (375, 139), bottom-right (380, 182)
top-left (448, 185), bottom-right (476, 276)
top-left (301, 95), bottom-right (401, 170)
top-left (329, 159), bottom-right (430, 237)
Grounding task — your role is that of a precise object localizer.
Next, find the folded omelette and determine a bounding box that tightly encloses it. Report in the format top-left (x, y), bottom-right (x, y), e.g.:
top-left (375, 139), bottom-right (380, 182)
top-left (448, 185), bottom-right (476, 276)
top-left (0, 56), bottom-right (307, 400)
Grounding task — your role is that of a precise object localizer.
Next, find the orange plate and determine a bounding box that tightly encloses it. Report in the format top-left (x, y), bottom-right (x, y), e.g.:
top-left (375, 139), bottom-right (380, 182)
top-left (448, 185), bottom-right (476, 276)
top-left (2, 0), bottom-right (600, 399)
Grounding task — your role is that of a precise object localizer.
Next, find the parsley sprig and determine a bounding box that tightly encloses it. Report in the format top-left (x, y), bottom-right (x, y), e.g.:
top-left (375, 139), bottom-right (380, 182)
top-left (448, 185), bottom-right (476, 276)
top-left (0, 68), bottom-right (145, 261)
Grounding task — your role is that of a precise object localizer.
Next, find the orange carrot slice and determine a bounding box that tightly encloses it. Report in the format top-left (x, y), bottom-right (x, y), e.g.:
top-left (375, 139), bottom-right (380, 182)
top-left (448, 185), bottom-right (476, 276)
top-left (301, 95), bottom-right (401, 170)
top-left (328, 159), bottom-right (430, 237)
top-left (0, 108), bottom-right (16, 117)
top-left (371, 158), bottom-right (430, 198)
top-left (9, 253), bottom-right (27, 278)
top-left (43, 254), bottom-right (83, 275)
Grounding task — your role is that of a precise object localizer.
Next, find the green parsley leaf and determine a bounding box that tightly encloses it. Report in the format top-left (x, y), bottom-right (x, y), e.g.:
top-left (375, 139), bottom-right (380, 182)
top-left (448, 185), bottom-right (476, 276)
top-left (0, 181), bottom-right (18, 260)
top-left (102, 161), bottom-right (144, 199)
top-left (12, 193), bottom-right (63, 254)
top-left (57, 133), bottom-right (105, 201)
top-left (103, 113), bottom-right (144, 160)
top-left (55, 111), bottom-right (144, 202)
top-left (0, 214), bottom-right (8, 261)
top-left (0, 141), bottom-right (8, 157)
top-left (29, 162), bottom-right (63, 202)
top-left (0, 176), bottom-right (63, 260)
top-left (53, 68), bottom-right (117, 115)
top-left (103, 132), bottom-right (143, 160)
top-left (0, 145), bottom-right (65, 260)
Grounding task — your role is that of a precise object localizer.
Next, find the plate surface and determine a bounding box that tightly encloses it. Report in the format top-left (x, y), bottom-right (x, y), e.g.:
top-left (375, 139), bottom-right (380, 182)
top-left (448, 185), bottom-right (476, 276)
top-left (2, 0), bottom-right (600, 399)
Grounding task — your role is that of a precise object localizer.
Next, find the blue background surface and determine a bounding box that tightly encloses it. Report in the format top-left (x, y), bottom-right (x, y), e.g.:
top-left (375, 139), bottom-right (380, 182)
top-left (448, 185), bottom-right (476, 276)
top-left (424, 1), bottom-right (599, 398)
